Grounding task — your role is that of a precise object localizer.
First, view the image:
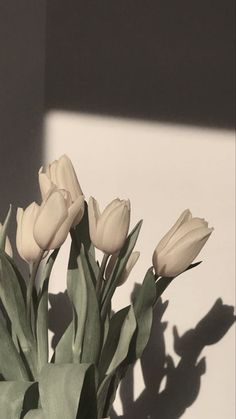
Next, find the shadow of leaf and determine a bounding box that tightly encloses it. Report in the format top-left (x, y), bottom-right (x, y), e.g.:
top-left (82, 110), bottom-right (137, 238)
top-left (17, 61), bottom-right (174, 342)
top-left (111, 298), bottom-right (235, 419)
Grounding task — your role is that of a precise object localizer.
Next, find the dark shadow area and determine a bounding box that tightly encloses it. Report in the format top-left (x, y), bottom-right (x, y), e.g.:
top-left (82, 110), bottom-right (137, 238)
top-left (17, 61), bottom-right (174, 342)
top-left (49, 291), bottom-right (73, 349)
top-left (110, 298), bottom-right (235, 419)
top-left (0, 1), bottom-right (45, 267)
top-left (45, 0), bottom-right (235, 129)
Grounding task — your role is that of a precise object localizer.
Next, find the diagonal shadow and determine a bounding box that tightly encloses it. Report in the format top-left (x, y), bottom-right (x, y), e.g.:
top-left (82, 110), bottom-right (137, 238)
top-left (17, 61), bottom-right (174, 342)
top-left (110, 298), bottom-right (235, 419)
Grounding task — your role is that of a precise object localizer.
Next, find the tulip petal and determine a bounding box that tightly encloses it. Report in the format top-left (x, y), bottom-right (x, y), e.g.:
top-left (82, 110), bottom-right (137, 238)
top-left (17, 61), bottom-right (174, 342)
top-left (156, 209), bottom-right (192, 252)
top-left (100, 198), bottom-right (124, 222)
top-left (88, 197), bottom-right (101, 247)
top-left (56, 155), bottom-right (83, 201)
top-left (39, 172), bottom-right (53, 200)
top-left (159, 227), bottom-right (213, 277)
top-left (167, 217), bottom-right (209, 249)
top-left (97, 202), bottom-right (130, 254)
top-left (34, 190), bottom-right (68, 250)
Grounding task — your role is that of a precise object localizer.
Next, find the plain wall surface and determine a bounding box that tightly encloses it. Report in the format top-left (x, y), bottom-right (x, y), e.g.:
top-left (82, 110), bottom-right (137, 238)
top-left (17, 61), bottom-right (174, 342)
top-left (45, 111), bottom-right (235, 418)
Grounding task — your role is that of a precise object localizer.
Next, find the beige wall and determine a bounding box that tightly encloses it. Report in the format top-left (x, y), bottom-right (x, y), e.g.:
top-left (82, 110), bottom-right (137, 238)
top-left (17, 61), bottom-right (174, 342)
top-left (45, 111), bottom-right (235, 418)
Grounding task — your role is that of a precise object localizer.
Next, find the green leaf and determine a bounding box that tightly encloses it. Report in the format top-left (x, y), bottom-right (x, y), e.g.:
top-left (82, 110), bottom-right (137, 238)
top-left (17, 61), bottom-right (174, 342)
top-left (99, 306), bottom-right (130, 379)
top-left (36, 250), bottom-right (59, 372)
top-left (76, 364), bottom-right (97, 419)
top-left (67, 246), bottom-right (87, 363)
top-left (101, 220), bottom-right (143, 320)
top-left (0, 315), bottom-right (29, 381)
top-left (80, 246), bottom-right (101, 364)
top-left (130, 268), bottom-right (157, 360)
top-left (38, 363), bottom-right (94, 419)
top-left (53, 322), bottom-right (73, 364)
top-left (0, 251), bottom-right (37, 378)
top-left (0, 381), bottom-right (33, 418)
top-left (0, 205), bottom-right (12, 250)
top-left (99, 306), bottom-right (136, 380)
top-left (23, 409), bottom-right (45, 419)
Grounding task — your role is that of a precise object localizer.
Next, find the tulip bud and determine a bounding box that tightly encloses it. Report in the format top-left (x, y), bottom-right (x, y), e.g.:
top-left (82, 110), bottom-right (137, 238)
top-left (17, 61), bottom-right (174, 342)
top-left (88, 197), bottom-right (131, 254)
top-left (152, 209), bottom-right (213, 277)
top-left (0, 223), bottom-right (13, 258)
top-left (34, 187), bottom-right (84, 250)
top-left (105, 251), bottom-right (140, 286)
top-left (16, 203), bottom-right (42, 263)
top-left (38, 155), bottom-right (84, 226)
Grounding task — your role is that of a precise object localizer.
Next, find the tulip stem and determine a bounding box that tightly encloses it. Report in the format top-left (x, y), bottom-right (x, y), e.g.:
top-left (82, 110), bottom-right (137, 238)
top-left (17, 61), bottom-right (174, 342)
top-left (96, 254), bottom-right (109, 296)
top-left (27, 254), bottom-right (43, 329)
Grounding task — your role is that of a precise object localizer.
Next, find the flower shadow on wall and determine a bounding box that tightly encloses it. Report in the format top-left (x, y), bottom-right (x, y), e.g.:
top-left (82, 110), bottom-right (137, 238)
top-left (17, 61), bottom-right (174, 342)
top-left (48, 292), bottom-right (235, 419)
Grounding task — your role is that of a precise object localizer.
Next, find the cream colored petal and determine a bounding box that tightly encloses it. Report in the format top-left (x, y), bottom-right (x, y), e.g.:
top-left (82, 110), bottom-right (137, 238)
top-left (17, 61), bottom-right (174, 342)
top-left (166, 217), bottom-right (209, 250)
top-left (100, 198), bottom-right (124, 222)
top-left (117, 251), bottom-right (140, 286)
top-left (49, 196), bottom-right (84, 248)
top-left (88, 197), bottom-right (101, 247)
top-left (49, 160), bottom-right (58, 184)
top-left (158, 227), bottom-right (213, 277)
top-left (20, 202), bottom-right (42, 262)
top-left (56, 155), bottom-right (83, 201)
top-left (97, 202), bottom-right (130, 254)
top-left (71, 196), bottom-right (85, 227)
top-left (156, 209), bottom-right (192, 253)
top-left (34, 190), bottom-right (68, 250)
top-left (39, 172), bottom-right (53, 200)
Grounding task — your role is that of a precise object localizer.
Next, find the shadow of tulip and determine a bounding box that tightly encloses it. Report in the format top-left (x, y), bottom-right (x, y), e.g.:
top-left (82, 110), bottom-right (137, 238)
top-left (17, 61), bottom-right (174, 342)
top-left (110, 298), bottom-right (235, 419)
top-left (48, 292), bottom-right (235, 418)
top-left (49, 291), bottom-right (73, 350)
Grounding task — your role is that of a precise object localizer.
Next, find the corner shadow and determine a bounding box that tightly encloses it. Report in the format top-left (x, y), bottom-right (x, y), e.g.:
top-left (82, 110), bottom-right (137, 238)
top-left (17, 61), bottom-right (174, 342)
top-left (110, 297), bottom-right (235, 419)
top-left (45, 0), bottom-right (235, 129)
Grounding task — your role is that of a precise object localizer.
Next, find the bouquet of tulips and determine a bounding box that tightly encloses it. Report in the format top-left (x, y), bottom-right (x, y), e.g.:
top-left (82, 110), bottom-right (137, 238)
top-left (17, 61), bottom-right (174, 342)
top-left (0, 155), bottom-right (213, 419)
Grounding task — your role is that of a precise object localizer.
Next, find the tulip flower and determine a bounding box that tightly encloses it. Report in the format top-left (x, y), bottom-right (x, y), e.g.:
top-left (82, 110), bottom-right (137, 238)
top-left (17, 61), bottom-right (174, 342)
top-left (16, 203), bottom-right (42, 263)
top-left (0, 223), bottom-right (13, 258)
top-left (105, 251), bottom-right (140, 286)
top-left (38, 155), bottom-right (84, 226)
top-left (88, 197), bottom-right (131, 254)
top-left (152, 209), bottom-right (213, 277)
top-left (34, 187), bottom-right (84, 250)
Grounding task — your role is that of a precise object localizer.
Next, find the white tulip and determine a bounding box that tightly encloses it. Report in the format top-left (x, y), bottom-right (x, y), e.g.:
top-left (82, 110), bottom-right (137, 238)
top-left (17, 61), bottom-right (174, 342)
top-left (16, 203), bottom-right (42, 263)
top-left (0, 223), bottom-right (13, 258)
top-left (34, 187), bottom-right (84, 250)
top-left (88, 197), bottom-right (131, 254)
top-left (105, 251), bottom-right (140, 286)
top-left (152, 209), bottom-right (213, 277)
top-left (38, 155), bottom-right (84, 226)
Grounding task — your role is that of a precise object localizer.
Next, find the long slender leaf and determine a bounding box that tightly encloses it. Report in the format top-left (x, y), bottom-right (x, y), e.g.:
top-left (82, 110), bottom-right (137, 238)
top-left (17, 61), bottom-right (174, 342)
top-left (106, 306), bottom-right (136, 376)
top-left (67, 246), bottom-right (88, 363)
top-left (80, 246), bottom-right (101, 364)
top-left (0, 316), bottom-right (29, 381)
top-left (36, 250), bottom-right (59, 372)
top-left (101, 220), bottom-right (143, 320)
top-left (39, 363), bottom-right (93, 419)
top-left (53, 322), bottom-right (73, 364)
top-left (99, 306), bottom-right (130, 379)
top-left (0, 381), bottom-right (33, 419)
top-left (23, 409), bottom-right (45, 419)
top-left (76, 364), bottom-right (97, 419)
top-left (129, 268), bottom-right (157, 360)
top-left (0, 251), bottom-right (37, 377)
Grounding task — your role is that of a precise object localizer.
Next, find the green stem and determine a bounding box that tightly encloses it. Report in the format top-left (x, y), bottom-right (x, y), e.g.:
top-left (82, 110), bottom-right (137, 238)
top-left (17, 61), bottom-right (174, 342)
top-left (26, 253), bottom-right (43, 327)
top-left (96, 254), bottom-right (109, 296)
